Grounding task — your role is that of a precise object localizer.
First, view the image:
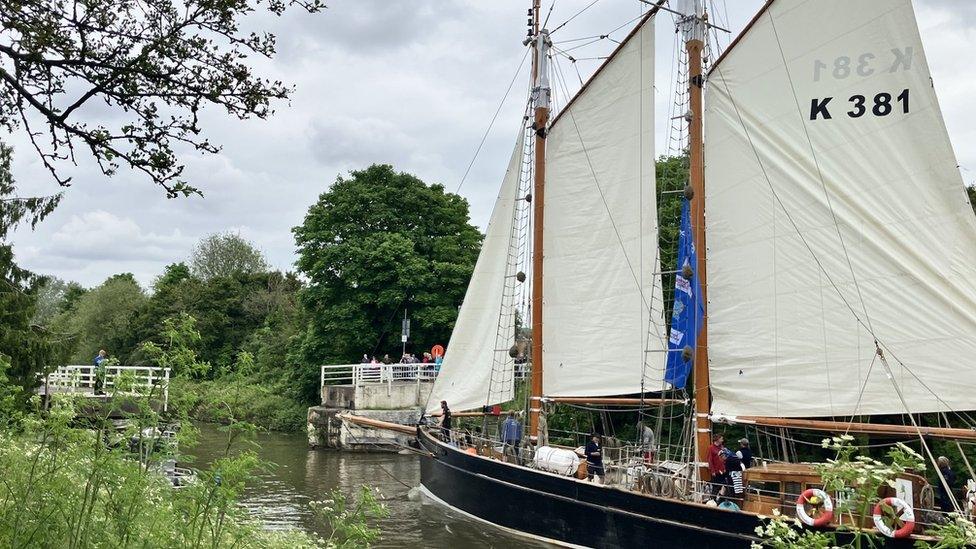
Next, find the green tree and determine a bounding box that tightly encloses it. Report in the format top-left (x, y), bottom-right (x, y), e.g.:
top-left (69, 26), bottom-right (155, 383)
top-left (189, 232), bottom-right (269, 281)
top-left (57, 273), bottom-right (148, 363)
top-left (152, 262), bottom-right (193, 292)
top-left (126, 264), bottom-right (302, 373)
top-left (31, 276), bottom-right (85, 326)
top-left (968, 185), bottom-right (976, 216)
top-left (242, 272), bottom-right (305, 372)
top-left (0, 142), bottom-right (64, 401)
top-left (0, 0), bottom-right (323, 196)
top-left (293, 164), bottom-right (482, 397)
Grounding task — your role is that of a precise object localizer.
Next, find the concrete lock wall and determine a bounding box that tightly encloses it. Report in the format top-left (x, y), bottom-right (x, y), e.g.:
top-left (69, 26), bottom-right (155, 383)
top-left (355, 382), bottom-right (433, 409)
top-left (310, 382), bottom-right (434, 451)
top-left (307, 406), bottom-right (419, 451)
top-left (319, 381), bottom-right (433, 409)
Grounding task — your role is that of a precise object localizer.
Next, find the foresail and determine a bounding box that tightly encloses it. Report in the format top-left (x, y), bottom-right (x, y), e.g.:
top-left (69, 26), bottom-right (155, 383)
top-left (705, 0), bottom-right (976, 417)
top-left (542, 16), bottom-right (666, 397)
top-left (427, 129), bottom-right (526, 413)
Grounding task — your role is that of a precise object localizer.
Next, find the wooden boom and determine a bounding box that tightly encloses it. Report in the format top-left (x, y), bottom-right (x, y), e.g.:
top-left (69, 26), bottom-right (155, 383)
top-left (338, 413), bottom-right (418, 436)
top-left (722, 415), bottom-right (976, 441)
top-left (544, 397), bottom-right (685, 407)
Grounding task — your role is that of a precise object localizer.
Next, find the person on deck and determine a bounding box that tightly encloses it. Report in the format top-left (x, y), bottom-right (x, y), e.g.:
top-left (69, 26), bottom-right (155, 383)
top-left (640, 422), bottom-right (656, 466)
top-left (360, 354), bottom-right (369, 363)
top-left (708, 434), bottom-right (726, 495)
top-left (382, 354), bottom-right (392, 364)
top-left (736, 438), bottom-right (753, 469)
top-left (537, 409), bottom-right (550, 447)
top-left (723, 449), bottom-right (745, 505)
top-left (93, 349), bottom-right (108, 395)
top-left (937, 456), bottom-right (958, 512)
top-left (501, 411), bottom-right (523, 465)
top-left (585, 433), bottom-right (605, 484)
top-left (439, 400), bottom-right (453, 443)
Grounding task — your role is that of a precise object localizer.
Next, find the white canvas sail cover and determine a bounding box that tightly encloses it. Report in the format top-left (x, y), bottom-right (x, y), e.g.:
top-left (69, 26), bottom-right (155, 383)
top-left (427, 130), bottom-right (525, 414)
top-left (705, 0), bottom-right (976, 417)
top-left (542, 16), bottom-right (667, 397)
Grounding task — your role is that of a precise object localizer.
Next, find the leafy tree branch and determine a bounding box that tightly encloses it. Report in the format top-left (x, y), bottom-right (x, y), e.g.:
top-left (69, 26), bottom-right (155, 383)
top-left (0, 0), bottom-right (324, 196)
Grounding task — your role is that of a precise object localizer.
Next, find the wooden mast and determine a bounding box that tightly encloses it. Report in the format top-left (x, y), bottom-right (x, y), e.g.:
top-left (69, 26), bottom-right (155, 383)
top-left (682, 1), bottom-right (712, 482)
top-left (529, 0), bottom-right (549, 442)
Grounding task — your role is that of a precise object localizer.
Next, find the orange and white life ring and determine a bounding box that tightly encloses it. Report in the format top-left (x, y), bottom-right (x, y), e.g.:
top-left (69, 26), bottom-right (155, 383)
top-left (795, 488), bottom-right (834, 527)
top-left (872, 497), bottom-right (915, 538)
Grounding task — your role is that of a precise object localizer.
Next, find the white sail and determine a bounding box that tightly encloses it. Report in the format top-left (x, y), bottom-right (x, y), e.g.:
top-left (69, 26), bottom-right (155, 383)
top-left (705, 0), bottom-right (976, 417)
top-left (542, 16), bottom-right (666, 397)
top-left (427, 129), bottom-right (526, 414)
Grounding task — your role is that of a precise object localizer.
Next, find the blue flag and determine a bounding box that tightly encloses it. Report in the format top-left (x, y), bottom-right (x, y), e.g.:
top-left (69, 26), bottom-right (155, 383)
top-left (664, 199), bottom-right (704, 389)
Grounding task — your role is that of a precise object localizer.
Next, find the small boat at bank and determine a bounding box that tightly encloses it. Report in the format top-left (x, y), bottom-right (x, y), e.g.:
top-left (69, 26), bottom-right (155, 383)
top-left (345, 0), bottom-right (976, 546)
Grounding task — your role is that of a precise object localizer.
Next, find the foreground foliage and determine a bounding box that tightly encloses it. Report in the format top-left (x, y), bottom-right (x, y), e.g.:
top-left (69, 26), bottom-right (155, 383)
top-left (0, 396), bottom-right (321, 548)
top-left (0, 330), bottom-right (387, 548)
top-left (312, 486), bottom-right (389, 549)
top-left (753, 436), bottom-right (976, 549)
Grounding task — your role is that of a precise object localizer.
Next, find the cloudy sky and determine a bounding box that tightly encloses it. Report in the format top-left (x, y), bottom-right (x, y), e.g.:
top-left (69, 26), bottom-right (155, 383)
top-left (8, 0), bottom-right (975, 288)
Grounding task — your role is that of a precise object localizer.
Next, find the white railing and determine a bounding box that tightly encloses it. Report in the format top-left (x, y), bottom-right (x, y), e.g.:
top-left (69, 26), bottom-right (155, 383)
top-left (44, 365), bottom-right (171, 411)
top-left (320, 362), bottom-right (533, 387)
top-left (320, 363), bottom-right (439, 388)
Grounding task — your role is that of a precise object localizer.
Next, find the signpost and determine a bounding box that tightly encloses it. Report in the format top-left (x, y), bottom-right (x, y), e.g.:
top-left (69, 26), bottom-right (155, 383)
top-left (401, 310), bottom-right (410, 356)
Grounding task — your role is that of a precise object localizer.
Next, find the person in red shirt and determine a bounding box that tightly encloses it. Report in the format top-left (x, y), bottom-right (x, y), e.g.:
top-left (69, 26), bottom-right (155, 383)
top-left (707, 434), bottom-right (726, 495)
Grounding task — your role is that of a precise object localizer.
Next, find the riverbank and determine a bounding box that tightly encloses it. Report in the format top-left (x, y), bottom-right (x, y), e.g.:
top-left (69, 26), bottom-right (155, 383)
top-left (174, 376), bottom-right (308, 432)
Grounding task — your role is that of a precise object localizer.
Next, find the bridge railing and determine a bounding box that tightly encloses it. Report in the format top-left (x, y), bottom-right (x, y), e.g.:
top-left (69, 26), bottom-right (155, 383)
top-left (44, 365), bottom-right (171, 411)
top-left (320, 363), bottom-right (439, 388)
top-left (320, 362), bottom-right (532, 388)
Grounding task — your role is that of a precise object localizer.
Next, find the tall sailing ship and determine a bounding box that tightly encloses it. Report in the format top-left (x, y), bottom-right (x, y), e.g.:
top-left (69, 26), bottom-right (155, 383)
top-left (346, 0), bottom-right (976, 546)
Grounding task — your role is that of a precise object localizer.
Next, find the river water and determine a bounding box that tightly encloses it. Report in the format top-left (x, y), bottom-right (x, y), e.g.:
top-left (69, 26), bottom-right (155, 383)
top-left (189, 423), bottom-right (549, 548)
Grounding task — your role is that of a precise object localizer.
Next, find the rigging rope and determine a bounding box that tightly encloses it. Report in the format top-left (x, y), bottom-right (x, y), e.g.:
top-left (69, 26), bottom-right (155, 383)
top-left (455, 46), bottom-right (531, 193)
top-left (541, 0), bottom-right (556, 29)
top-left (876, 352), bottom-right (963, 513)
top-left (550, 0), bottom-right (601, 35)
top-left (337, 421), bottom-right (430, 489)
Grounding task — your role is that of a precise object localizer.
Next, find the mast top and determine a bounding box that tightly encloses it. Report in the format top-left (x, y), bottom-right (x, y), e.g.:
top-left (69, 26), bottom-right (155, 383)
top-left (533, 30), bottom-right (551, 111)
top-left (676, 0), bottom-right (706, 43)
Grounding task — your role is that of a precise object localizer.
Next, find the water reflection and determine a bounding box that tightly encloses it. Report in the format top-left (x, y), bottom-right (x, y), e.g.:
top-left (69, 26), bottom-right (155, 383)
top-left (188, 423), bottom-right (549, 548)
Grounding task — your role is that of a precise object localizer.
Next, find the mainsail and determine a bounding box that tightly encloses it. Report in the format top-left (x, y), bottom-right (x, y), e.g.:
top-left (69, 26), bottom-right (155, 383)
top-left (542, 16), bottom-right (666, 397)
top-left (705, 0), bottom-right (976, 417)
top-left (427, 129), bottom-right (526, 414)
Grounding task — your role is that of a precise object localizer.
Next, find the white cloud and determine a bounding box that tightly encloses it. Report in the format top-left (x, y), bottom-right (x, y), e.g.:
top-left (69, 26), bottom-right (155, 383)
top-left (14, 210), bottom-right (192, 287)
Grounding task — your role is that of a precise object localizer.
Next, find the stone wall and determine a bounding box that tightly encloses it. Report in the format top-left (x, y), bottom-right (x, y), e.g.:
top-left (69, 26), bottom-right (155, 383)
top-left (309, 381), bottom-right (435, 451)
top-left (307, 406), bottom-right (419, 451)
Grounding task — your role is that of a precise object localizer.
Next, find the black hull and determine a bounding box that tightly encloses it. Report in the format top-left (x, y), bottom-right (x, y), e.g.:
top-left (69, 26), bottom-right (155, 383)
top-left (418, 430), bottom-right (916, 548)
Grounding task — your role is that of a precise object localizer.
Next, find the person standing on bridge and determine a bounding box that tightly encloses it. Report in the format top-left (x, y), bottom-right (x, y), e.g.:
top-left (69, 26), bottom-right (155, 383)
top-left (93, 349), bottom-right (108, 395)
